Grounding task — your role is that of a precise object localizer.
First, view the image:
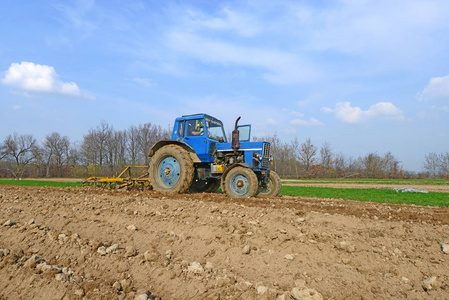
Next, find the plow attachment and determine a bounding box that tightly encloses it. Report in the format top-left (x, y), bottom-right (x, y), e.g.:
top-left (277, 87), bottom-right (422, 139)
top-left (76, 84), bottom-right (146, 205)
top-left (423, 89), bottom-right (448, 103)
top-left (82, 166), bottom-right (151, 190)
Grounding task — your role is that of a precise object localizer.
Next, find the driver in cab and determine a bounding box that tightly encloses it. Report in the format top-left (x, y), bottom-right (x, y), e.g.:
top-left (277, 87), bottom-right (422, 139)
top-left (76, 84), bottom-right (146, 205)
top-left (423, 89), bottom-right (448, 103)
top-left (187, 120), bottom-right (204, 136)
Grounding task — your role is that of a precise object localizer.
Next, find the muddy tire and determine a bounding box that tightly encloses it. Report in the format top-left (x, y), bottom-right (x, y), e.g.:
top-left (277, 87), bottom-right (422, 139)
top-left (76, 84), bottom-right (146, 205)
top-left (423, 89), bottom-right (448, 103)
top-left (224, 167), bottom-right (258, 198)
top-left (189, 178), bottom-right (221, 193)
top-left (257, 171), bottom-right (282, 197)
top-left (220, 176), bottom-right (227, 194)
top-left (205, 178), bottom-right (221, 193)
top-left (149, 145), bottom-right (194, 193)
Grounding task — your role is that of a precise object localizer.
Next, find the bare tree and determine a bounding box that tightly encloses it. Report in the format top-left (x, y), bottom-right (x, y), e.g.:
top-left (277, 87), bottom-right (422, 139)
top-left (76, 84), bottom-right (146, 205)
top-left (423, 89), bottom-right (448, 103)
top-left (290, 137), bottom-right (300, 177)
top-left (105, 129), bottom-right (128, 173)
top-left (114, 130), bottom-right (128, 169)
top-left (275, 142), bottom-right (295, 178)
top-left (67, 142), bottom-right (81, 177)
top-left (42, 132), bottom-right (70, 177)
top-left (333, 152), bottom-right (347, 178)
top-left (80, 121), bottom-right (113, 175)
top-left (423, 152), bottom-right (440, 178)
top-left (2, 133), bottom-right (38, 178)
top-left (127, 125), bottom-right (140, 165)
top-left (298, 137), bottom-right (317, 178)
top-left (439, 152), bottom-right (449, 178)
top-left (319, 141), bottom-right (333, 177)
top-left (31, 145), bottom-right (44, 177)
top-left (0, 141), bottom-right (7, 161)
top-left (360, 152), bottom-right (384, 178)
top-left (95, 121), bottom-right (113, 169)
top-left (423, 152), bottom-right (449, 179)
top-left (345, 156), bottom-right (359, 177)
top-left (137, 123), bottom-right (170, 165)
top-left (80, 132), bottom-right (98, 166)
top-left (383, 152), bottom-right (403, 178)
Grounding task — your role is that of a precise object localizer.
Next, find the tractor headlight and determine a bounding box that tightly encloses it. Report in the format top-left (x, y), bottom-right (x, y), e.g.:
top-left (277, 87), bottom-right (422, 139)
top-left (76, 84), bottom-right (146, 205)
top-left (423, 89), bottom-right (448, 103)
top-left (253, 153), bottom-right (263, 161)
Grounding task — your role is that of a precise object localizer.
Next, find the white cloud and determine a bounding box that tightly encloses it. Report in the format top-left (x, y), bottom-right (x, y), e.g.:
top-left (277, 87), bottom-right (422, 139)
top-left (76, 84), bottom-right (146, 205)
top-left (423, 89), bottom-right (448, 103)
top-left (166, 31), bottom-right (318, 85)
top-left (9, 89), bottom-right (33, 98)
top-left (417, 75), bottom-right (449, 101)
top-left (131, 77), bottom-right (156, 88)
top-left (53, 0), bottom-right (97, 36)
top-left (283, 108), bottom-right (304, 117)
top-left (13, 105), bottom-right (22, 110)
top-left (306, 0), bottom-right (449, 59)
top-left (290, 117), bottom-right (324, 126)
top-left (109, 0), bottom-right (449, 87)
top-left (185, 8), bottom-right (261, 37)
top-left (1, 62), bottom-right (91, 98)
top-left (320, 106), bottom-right (334, 113)
top-left (431, 105), bottom-right (449, 112)
top-left (322, 101), bottom-right (404, 123)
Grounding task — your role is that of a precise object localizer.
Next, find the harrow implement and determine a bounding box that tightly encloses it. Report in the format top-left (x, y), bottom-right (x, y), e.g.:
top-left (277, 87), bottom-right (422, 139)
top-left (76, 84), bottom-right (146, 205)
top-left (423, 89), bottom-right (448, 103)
top-left (82, 166), bottom-right (152, 190)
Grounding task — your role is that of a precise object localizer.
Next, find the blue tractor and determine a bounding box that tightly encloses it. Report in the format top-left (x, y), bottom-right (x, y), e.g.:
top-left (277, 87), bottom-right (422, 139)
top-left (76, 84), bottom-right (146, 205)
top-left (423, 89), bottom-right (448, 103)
top-left (148, 114), bottom-right (281, 198)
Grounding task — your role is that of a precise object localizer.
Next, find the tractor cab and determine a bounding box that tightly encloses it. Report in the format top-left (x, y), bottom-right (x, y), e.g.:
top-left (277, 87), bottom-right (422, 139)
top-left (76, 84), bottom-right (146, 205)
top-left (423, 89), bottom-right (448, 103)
top-left (171, 114), bottom-right (255, 162)
top-left (171, 114), bottom-right (227, 162)
top-left (172, 114), bottom-right (227, 142)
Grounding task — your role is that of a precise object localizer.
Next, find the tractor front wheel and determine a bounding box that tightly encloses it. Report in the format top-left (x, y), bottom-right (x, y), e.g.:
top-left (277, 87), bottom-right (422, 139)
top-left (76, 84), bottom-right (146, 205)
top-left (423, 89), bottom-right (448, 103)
top-left (257, 171), bottom-right (282, 197)
top-left (149, 145), bottom-right (194, 193)
top-left (224, 167), bottom-right (258, 198)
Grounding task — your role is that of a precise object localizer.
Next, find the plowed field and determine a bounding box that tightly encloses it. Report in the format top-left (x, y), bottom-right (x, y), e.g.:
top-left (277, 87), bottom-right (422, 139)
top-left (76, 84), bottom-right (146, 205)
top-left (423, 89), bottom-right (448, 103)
top-left (1, 185), bottom-right (448, 299)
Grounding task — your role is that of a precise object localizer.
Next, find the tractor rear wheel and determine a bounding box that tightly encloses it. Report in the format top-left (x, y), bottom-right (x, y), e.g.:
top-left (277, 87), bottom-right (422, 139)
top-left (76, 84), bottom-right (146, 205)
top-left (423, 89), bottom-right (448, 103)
top-left (149, 145), bottom-right (194, 193)
top-left (257, 171), bottom-right (281, 197)
top-left (224, 167), bottom-right (258, 198)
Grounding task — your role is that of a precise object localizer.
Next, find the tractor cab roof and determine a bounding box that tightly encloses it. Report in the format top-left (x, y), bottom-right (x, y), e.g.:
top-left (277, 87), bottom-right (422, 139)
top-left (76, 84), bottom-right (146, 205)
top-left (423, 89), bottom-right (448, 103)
top-left (178, 113), bottom-right (223, 124)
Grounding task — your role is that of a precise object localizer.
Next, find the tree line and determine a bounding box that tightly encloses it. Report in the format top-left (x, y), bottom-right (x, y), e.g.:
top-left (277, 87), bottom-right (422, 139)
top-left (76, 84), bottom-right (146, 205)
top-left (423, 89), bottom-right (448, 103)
top-left (422, 152), bottom-right (449, 178)
top-left (0, 121), bottom-right (169, 179)
top-left (254, 135), bottom-right (409, 179)
top-left (256, 135), bottom-right (448, 179)
top-left (0, 121), bottom-right (447, 179)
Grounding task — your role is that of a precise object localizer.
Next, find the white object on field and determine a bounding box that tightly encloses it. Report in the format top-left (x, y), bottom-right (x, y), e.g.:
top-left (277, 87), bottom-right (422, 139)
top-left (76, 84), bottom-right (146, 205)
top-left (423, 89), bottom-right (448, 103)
top-left (393, 188), bottom-right (428, 194)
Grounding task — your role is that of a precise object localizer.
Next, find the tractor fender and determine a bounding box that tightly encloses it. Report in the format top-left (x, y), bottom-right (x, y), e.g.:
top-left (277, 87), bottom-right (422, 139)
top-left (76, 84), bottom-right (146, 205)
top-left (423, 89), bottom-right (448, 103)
top-left (149, 140), bottom-right (201, 163)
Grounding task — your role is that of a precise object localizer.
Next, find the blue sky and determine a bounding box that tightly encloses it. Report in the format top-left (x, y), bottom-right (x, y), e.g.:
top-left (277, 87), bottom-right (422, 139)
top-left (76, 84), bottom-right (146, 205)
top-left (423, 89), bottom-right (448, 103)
top-left (1, 0), bottom-right (449, 171)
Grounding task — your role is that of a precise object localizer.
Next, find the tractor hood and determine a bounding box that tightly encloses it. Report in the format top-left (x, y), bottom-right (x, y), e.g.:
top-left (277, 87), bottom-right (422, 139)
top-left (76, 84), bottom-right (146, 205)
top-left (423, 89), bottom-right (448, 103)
top-left (216, 141), bottom-right (271, 169)
top-left (216, 141), bottom-right (266, 152)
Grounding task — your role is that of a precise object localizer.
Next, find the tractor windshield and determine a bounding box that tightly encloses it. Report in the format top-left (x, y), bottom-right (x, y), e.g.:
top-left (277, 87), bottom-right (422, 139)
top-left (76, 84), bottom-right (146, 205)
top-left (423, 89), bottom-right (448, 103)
top-left (206, 118), bottom-right (227, 143)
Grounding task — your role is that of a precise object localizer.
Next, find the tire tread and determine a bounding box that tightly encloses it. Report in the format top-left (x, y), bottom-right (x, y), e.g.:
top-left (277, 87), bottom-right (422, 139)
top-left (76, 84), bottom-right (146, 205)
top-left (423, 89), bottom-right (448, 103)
top-left (149, 145), bottom-right (194, 193)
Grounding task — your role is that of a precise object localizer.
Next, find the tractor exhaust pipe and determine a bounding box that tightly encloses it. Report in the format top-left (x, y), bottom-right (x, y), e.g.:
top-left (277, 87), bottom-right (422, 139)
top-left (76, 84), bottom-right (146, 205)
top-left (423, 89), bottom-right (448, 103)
top-left (232, 116), bottom-right (241, 155)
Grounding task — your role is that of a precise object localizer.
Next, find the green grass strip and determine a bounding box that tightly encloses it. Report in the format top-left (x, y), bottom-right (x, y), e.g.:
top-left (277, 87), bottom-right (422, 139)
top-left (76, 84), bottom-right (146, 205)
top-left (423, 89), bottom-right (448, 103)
top-left (281, 178), bottom-right (449, 185)
top-left (0, 179), bottom-right (82, 188)
top-left (280, 186), bottom-right (449, 207)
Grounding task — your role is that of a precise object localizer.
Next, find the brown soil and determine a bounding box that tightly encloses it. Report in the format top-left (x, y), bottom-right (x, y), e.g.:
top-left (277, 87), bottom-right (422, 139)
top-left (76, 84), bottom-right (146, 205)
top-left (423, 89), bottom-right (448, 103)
top-left (1, 185), bottom-right (448, 299)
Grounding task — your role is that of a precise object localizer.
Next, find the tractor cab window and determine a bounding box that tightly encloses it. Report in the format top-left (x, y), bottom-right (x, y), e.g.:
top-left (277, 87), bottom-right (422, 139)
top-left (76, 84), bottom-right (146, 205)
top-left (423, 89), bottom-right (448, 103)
top-left (237, 125), bottom-right (251, 142)
top-left (186, 119), bottom-right (204, 136)
top-left (177, 121), bottom-right (185, 137)
top-left (206, 118), bottom-right (227, 143)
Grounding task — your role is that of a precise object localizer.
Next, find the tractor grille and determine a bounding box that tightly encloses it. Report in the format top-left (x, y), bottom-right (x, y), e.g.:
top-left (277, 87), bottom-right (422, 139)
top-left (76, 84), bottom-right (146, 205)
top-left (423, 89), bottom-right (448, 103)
top-left (262, 143), bottom-right (270, 167)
